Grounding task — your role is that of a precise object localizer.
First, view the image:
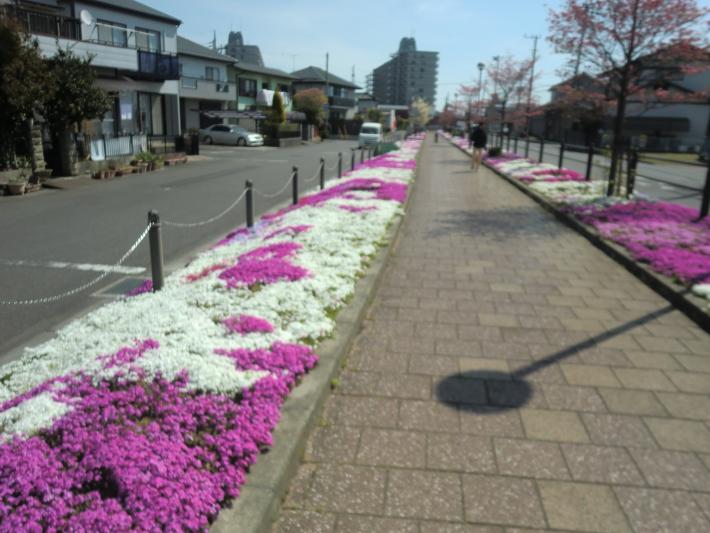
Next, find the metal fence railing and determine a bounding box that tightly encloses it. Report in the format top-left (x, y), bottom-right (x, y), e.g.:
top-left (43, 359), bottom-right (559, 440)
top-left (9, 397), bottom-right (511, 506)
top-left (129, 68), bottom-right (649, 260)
top-left (485, 131), bottom-right (710, 219)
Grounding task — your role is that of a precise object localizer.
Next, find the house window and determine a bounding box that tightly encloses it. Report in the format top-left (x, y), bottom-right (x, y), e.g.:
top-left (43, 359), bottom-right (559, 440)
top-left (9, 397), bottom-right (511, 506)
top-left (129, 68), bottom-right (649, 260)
top-left (239, 78), bottom-right (257, 97)
top-left (136, 28), bottom-right (161, 52)
top-left (205, 67), bottom-right (219, 81)
top-left (96, 20), bottom-right (127, 47)
top-left (262, 82), bottom-right (269, 90)
top-left (278, 84), bottom-right (289, 93)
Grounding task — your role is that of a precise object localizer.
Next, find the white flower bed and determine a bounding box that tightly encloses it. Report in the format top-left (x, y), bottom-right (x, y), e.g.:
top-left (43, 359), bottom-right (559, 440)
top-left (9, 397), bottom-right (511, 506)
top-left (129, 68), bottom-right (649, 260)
top-left (0, 141), bottom-right (421, 439)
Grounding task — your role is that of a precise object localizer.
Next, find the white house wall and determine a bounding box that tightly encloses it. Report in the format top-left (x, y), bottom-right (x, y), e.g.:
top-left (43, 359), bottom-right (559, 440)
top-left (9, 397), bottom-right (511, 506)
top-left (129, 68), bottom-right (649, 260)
top-left (180, 56), bottom-right (228, 81)
top-left (35, 35), bottom-right (139, 70)
top-left (625, 102), bottom-right (710, 147)
top-left (74, 1), bottom-right (178, 54)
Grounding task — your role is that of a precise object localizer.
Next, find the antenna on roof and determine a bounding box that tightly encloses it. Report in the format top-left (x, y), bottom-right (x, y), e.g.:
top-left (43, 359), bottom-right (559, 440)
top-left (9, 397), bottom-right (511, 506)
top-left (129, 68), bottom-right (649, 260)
top-left (352, 65), bottom-right (355, 84)
top-left (212, 30), bottom-right (217, 50)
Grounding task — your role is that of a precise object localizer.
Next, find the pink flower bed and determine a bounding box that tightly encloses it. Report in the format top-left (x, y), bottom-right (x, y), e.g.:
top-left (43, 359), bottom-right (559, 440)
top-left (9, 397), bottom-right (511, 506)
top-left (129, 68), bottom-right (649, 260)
top-left (570, 201), bottom-right (710, 284)
top-left (1, 138), bottom-right (422, 530)
top-left (0, 341), bottom-right (315, 531)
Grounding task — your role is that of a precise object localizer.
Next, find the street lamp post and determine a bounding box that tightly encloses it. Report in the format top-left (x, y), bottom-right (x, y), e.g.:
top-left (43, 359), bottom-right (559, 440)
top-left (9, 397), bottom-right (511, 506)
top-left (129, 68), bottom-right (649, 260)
top-left (477, 62), bottom-right (485, 121)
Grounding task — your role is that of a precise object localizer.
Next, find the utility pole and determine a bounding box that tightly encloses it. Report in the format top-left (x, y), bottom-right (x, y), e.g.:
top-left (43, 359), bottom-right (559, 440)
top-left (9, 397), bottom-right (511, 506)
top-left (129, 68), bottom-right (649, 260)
top-left (477, 62), bottom-right (485, 121)
top-left (524, 35), bottom-right (540, 142)
top-left (325, 53), bottom-right (330, 131)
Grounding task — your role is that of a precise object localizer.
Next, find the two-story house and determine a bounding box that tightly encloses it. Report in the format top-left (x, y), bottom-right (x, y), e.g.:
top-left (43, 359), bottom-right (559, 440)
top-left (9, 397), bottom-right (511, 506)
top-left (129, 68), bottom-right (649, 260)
top-left (291, 66), bottom-right (361, 123)
top-left (1, 0), bottom-right (181, 142)
top-left (177, 36), bottom-right (237, 131)
top-left (232, 62), bottom-right (295, 113)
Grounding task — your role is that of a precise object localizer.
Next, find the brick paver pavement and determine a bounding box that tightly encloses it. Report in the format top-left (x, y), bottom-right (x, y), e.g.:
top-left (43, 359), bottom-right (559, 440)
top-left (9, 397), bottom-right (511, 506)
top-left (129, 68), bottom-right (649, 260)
top-left (272, 136), bottom-right (710, 532)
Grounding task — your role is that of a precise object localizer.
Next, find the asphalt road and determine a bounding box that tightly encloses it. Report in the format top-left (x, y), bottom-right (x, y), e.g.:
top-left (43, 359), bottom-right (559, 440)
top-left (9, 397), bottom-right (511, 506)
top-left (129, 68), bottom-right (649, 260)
top-left (0, 139), bottom-right (357, 362)
top-left (518, 139), bottom-right (708, 208)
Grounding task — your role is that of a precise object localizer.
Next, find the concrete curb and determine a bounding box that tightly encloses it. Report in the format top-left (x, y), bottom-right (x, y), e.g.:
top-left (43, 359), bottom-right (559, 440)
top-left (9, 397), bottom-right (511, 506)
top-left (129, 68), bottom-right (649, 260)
top-left (447, 140), bottom-right (710, 334)
top-left (210, 143), bottom-right (421, 533)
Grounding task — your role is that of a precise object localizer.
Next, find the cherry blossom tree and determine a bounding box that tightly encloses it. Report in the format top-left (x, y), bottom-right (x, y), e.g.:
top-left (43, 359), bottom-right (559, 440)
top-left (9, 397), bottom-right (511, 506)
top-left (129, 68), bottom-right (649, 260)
top-left (548, 0), bottom-right (709, 196)
top-left (487, 55), bottom-right (534, 139)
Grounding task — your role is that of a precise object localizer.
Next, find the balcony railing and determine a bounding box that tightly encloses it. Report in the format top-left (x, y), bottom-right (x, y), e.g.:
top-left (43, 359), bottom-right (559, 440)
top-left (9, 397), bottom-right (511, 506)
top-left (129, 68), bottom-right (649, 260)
top-left (136, 50), bottom-right (180, 81)
top-left (1, 6), bottom-right (81, 40)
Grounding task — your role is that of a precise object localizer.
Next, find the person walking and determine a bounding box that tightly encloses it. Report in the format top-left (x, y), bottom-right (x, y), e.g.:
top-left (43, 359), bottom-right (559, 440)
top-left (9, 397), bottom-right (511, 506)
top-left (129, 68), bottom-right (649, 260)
top-left (470, 122), bottom-right (487, 171)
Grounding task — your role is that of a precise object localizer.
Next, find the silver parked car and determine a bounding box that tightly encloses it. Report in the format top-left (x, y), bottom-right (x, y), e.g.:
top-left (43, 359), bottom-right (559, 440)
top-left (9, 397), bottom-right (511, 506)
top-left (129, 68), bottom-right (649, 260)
top-left (200, 124), bottom-right (264, 146)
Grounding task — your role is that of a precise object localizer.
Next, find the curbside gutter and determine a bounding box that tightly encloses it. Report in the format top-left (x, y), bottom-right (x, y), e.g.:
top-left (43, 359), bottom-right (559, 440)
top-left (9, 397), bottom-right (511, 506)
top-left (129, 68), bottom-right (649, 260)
top-left (447, 140), bottom-right (710, 334)
top-left (210, 142), bottom-right (422, 533)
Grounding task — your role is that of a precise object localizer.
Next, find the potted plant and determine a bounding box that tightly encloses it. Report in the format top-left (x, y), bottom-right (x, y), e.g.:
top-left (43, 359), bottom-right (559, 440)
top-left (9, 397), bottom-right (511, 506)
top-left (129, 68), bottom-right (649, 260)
top-left (6, 157), bottom-right (31, 195)
top-left (6, 174), bottom-right (27, 195)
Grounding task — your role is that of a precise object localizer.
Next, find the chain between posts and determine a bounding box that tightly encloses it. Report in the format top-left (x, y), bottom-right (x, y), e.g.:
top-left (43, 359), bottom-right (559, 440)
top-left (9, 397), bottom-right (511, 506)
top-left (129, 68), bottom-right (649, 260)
top-left (162, 190), bottom-right (247, 228)
top-left (252, 172), bottom-right (295, 199)
top-left (0, 224), bottom-right (151, 305)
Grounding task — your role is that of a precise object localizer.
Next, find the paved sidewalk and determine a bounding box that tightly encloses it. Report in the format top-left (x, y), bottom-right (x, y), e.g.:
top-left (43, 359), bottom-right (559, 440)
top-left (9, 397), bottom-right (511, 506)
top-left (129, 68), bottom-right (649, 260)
top-left (272, 136), bottom-right (710, 532)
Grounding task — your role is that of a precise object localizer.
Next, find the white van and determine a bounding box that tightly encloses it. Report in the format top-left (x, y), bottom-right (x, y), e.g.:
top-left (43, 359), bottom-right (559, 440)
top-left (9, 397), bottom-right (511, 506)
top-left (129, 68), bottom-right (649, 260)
top-left (358, 122), bottom-right (382, 148)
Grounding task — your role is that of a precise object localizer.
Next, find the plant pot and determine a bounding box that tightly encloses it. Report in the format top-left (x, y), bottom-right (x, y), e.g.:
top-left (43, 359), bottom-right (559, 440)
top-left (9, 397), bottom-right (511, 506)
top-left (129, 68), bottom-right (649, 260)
top-left (6, 183), bottom-right (26, 195)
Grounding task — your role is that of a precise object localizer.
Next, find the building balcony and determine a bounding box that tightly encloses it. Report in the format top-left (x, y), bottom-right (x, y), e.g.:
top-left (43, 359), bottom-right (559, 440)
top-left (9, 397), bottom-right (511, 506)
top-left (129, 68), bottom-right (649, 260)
top-left (135, 50), bottom-right (180, 81)
top-left (2, 5), bottom-right (81, 40)
top-left (328, 96), bottom-right (356, 109)
top-left (180, 77), bottom-right (235, 101)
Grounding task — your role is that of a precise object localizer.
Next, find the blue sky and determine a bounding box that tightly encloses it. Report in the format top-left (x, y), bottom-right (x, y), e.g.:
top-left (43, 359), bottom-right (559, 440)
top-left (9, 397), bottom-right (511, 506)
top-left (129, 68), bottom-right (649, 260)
top-left (151, 0), bottom-right (708, 111)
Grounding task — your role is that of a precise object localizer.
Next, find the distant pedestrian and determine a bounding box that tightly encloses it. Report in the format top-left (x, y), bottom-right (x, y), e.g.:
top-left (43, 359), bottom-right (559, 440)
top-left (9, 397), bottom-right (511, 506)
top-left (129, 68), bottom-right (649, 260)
top-left (470, 122), bottom-right (487, 171)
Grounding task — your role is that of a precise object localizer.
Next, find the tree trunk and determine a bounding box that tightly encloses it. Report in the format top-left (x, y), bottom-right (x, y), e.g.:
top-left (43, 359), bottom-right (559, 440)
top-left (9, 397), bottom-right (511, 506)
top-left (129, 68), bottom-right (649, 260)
top-left (58, 130), bottom-right (78, 176)
top-left (607, 78), bottom-right (629, 197)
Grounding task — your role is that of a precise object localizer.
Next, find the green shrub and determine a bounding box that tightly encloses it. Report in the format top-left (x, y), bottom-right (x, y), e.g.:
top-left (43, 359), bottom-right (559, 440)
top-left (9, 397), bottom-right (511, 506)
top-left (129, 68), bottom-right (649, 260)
top-left (375, 142), bottom-right (398, 156)
top-left (487, 146), bottom-right (502, 157)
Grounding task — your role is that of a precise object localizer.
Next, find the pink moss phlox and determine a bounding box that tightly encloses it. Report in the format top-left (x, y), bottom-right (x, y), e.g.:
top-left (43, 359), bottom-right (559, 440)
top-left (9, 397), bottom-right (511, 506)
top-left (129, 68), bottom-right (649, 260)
top-left (223, 315), bottom-right (275, 335)
top-left (185, 262), bottom-right (230, 283)
top-left (252, 178), bottom-right (408, 220)
top-left (0, 370), bottom-right (291, 531)
top-left (263, 225), bottom-right (312, 241)
top-left (99, 339), bottom-right (160, 369)
top-left (570, 200), bottom-right (710, 284)
top-left (215, 342), bottom-right (318, 389)
top-left (126, 279), bottom-right (153, 297)
top-left (214, 220), bottom-right (271, 248)
top-left (219, 242), bottom-right (309, 288)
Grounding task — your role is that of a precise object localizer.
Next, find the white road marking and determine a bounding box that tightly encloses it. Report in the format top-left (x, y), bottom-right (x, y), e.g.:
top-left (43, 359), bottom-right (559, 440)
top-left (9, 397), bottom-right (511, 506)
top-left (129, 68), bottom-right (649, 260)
top-left (0, 259), bottom-right (145, 275)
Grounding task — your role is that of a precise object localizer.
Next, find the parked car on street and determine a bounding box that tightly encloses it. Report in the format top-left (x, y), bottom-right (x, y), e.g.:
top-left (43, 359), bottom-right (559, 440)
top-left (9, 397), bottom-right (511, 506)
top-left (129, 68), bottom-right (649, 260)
top-left (199, 125), bottom-right (264, 146)
top-left (358, 122), bottom-right (382, 148)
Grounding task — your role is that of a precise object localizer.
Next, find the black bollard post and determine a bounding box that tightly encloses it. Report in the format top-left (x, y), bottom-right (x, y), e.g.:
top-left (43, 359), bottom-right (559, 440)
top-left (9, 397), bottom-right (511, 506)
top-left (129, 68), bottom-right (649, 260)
top-left (585, 145), bottom-right (594, 181)
top-left (539, 139), bottom-right (545, 163)
top-left (292, 166), bottom-right (299, 205)
top-left (147, 210), bottom-right (164, 291)
top-left (360, 148), bottom-right (364, 164)
top-left (319, 158), bottom-right (325, 190)
top-left (525, 137), bottom-right (530, 158)
top-left (351, 148), bottom-right (356, 170)
top-left (514, 137), bottom-right (518, 154)
top-left (627, 149), bottom-right (639, 198)
top-left (338, 152), bottom-right (342, 179)
top-left (700, 162), bottom-right (710, 219)
top-left (245, 180), bottom-right (254, 228)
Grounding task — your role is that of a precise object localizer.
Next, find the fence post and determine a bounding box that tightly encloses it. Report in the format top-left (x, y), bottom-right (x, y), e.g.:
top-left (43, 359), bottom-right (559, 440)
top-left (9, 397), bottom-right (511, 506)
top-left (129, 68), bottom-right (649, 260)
top-left (506, 135), bottom-right (511, 152)
top-left (292, 166), bottom-right (299, 205)
top-left (525, 137), bottom-right (530, 158)
top-left (626, 149), bottom-right (639, 198)
top-left (699, 162), bottom-right (710, 219)
top-left (585, 145), bottom-right (594, 181)
top-left (513, 137), bottom-right (518, 154)
top-left (558, 140), bottom-right (565, 169)
top-left (245, 180), bottom-right (254, 228)
top-left (351, 148), bottom-right (356, 170)
top-left (539, 138), bottom-right (545, 163)
top-left (147, 210), bottom-right (164, 292)
top-left (360, 148), bottom-right (364, 164)
top-left (319, 157), bottom-right (325, 190)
